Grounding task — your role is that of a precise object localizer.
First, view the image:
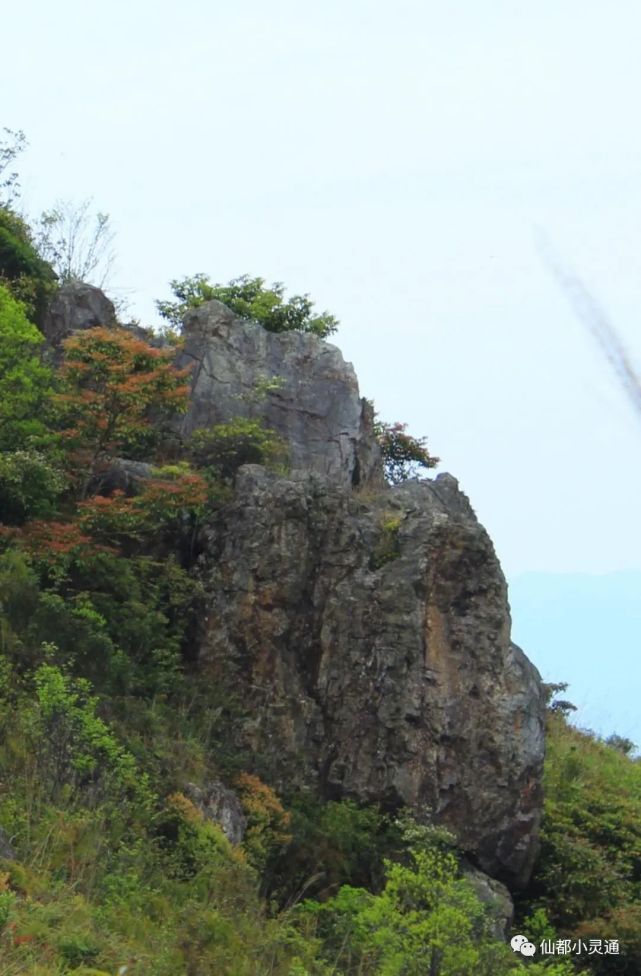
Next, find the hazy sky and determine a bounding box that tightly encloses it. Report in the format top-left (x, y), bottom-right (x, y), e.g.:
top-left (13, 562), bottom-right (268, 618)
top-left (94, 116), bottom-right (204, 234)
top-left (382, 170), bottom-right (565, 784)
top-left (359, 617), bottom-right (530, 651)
top-left (4, 2), bottom-right (641, 586)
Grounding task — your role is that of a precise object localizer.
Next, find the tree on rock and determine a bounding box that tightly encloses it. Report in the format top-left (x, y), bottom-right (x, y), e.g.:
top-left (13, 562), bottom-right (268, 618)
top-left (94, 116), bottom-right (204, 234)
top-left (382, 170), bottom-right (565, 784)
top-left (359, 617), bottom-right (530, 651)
top-left (157, 273), bottom-right (338, 338)
top-left (56, 327), bottom-right (192, 495)
top-left (375, 420), bottom-right (439, 484)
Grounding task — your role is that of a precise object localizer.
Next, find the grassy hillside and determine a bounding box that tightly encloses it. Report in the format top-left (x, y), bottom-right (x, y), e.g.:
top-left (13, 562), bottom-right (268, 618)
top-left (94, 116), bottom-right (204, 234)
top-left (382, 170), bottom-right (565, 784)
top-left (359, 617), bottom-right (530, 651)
top-left (518, 712), bottom-right (641, 975)
top-left (0, 215), bottom-right (637, 972)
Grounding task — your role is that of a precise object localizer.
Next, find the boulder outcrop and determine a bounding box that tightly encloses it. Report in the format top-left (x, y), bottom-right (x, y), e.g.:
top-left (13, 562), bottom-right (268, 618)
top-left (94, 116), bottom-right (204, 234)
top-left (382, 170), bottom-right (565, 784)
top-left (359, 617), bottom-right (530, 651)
top-left (197, 466), bottom-right (545, 888)
top-left (40, 281), bottom-right (117, 347)
top-left (185, 781), bottom-right (247, 845)
top-left (178, 301), bottom-right (383, 489)
top-left (38, 283), bottom-right (546, 891)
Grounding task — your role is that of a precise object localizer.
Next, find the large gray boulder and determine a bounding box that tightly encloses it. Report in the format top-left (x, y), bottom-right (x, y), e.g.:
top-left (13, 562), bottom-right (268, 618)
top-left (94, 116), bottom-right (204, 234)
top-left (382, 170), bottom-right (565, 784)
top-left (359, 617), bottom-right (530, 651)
top-left (178, 301), bottom-right (383, 489)
top-left (40, 281), bottom-right (117, 346)
top-left (197, 466), bottom-right (546, 888)
top-left (462, 861), bottom-right (515, 940)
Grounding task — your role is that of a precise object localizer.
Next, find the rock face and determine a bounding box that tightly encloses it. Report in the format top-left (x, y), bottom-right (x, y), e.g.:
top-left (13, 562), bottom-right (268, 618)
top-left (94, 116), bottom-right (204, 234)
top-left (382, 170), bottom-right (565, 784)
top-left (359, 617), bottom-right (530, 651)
top-left (37, 283), bottom-right (546, 890)
top-left (462, 862), bottom-right (515, 940)
top-left (185, 781), bottom-right (247, 845)
top-left (97, 459), bottom-right (154, 497)
top-left (178, 301), bottom-right (383, 489)
top-left (40, 281), bottom-right (117, 346)
top-left (197, 467), bottom-right (546, 888)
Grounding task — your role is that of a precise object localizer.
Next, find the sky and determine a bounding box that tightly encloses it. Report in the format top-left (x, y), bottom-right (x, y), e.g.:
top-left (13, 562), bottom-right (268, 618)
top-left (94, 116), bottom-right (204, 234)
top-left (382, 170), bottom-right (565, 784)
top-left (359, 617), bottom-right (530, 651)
top-left (3, 0), bottom-right (640, 735)
top-left (510, 571), bottom-right (641, 745)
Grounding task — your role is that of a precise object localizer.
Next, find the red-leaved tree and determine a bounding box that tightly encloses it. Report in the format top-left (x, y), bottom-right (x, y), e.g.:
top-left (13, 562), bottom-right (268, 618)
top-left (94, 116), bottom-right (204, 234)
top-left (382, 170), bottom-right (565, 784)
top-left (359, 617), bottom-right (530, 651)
top-left (374, 421), bottom-right (439, 485)
top-left (55, 327), bottom-right (191, 496)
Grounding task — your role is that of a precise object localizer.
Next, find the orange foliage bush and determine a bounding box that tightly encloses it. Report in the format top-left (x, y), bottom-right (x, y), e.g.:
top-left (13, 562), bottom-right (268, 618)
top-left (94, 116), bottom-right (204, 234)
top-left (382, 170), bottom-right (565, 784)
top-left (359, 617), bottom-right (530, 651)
top-left (56, 327), bottom-right (192, 495)
top-left (234, 772), bottom-right (292, 871)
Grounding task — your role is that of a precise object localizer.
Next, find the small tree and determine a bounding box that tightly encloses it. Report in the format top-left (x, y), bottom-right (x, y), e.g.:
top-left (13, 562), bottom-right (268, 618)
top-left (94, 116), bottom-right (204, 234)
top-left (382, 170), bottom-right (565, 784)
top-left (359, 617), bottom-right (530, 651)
top-left (189, 418), bottom-right (286, 482)
top-left (157, 273), bottom-right (338, 337)
top-left (375, 420), bottom-right (439, 484)
top-left (0, 128), bottom-right (27, 207)
top-left (56, 327), bottom-right (192, 495)
top-left (300, 821), bottom-right (572, 976)
top-left (33, 198), bottom-right (116, 288)
top-left (0, 450), bottom-right (66, 525)
top-left (604, 734), bottom-right (637, 756)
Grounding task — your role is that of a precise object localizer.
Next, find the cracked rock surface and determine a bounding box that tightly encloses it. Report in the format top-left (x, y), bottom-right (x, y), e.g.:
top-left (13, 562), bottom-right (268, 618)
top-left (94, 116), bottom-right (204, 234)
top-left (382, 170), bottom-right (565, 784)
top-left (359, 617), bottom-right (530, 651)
top-left (37, 284), bottom-right (547, 891)
top-left (197, 466), bottom-right (546, 888)
top-left (178, 301), bottom-right (383, 489)
top-left (40, 281), bottom-right (117, 347)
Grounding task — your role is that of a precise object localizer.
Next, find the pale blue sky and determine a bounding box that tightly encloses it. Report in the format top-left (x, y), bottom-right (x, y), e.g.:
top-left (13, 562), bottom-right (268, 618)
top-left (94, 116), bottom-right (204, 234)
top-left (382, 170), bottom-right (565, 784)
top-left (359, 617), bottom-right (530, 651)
top-left (4, 0), bottom-right (641, 732)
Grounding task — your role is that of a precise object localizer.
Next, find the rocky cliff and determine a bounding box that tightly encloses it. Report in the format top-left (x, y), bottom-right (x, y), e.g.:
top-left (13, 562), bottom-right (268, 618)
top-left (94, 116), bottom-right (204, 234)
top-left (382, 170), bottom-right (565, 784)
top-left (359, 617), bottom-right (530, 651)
top-left (40, 284), bottom-right (546, 890)
top-left (168, 298), bottom-right (546, 887)
top-left (178, 300), bottom-right (383, 489)
top-left (197, 466), bottom-right (545, 888)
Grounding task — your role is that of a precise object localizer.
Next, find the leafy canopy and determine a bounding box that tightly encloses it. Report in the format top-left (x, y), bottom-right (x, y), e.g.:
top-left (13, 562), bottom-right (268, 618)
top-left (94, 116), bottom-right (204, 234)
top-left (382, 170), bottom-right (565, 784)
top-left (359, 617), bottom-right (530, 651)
top-left (0, 206), bottom-right (57, 323)
top-left (0, 283), bottom-right (55, 451)
top-left (56, 326), bottom-right (192, 493)
top-left (188, 418), bottom-right (286, 483)
top-left (375, 419), bottom-right (439, 484)
top-left (524, 711), bottom-right (641, 973)
top-left (157, 273), bottom-right (339, 338)
top-left (0, 449), bottom-right (66, 526)
top-left (301, 822), bottom-right (574, 976)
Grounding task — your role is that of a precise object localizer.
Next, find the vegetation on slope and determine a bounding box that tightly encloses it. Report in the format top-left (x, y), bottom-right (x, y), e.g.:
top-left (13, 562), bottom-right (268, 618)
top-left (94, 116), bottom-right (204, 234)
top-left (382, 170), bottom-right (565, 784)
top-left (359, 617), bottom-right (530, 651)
top-left (0, 263), bottom-right (572, 973)
top-left (0, 179), bottom-right (638, 973)
top-left (156, 274), bottom-right (339, 338)
top-left (518, 712), bottom-right (641, 975)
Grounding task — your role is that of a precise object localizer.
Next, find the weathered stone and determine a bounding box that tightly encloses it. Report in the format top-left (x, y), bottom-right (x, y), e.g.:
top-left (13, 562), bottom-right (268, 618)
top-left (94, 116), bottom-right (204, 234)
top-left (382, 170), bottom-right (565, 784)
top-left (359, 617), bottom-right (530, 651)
top-left (36, 283), bottom-right (547, 893)
top-left (40, 281), bottom-right (117, 346)
top-left (96, 459), bottom-right (154, 497)
top-left (462, 860), bottom-right (515, 940)
top-left (0, 826), bottom-right (15, 861)
top-left (185, 781), bottom-right (247, 845)
top-left (197, 466), bottom-right (546, 888)
top-left (177, 301), bottom-right (383, 489)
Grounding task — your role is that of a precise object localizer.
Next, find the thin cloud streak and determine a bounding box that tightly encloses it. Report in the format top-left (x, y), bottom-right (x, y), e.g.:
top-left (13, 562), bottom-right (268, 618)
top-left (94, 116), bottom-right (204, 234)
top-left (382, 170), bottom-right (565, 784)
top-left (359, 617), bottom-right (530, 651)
top-left (535, 229), bottom-right (641, 421)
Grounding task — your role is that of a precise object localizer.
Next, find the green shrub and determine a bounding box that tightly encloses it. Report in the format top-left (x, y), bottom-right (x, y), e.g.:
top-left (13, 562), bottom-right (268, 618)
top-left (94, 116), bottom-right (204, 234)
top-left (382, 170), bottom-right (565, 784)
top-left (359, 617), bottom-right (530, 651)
top-left (299, 822), bottom-right (574, 976)
top-left (0, 283), bottom-right (56, 451)
top-left (4, 546), bottom-right (204, 696)
top-left (369, 512), bottom-right (403, 570)
top-left (189, 417), bottom-right (286, 481)
top-left (0, 206), bottom-right (57, 322)
top-left (57, 932), bottom-right (101, 967)
top-left (0, 449), bottom-right (66, 525)
top-left (0, 874), bottom-right (15, 932)
top-left (520, 712), bottom-right (641, 968)
top-left (157, 273), bottom-right (338, 337)
top-left (268, 797), bottom-right (398, 904)
top-left (0, 548), bottom-right (40, 661)
top-left (30, 655), bottom-right (154, 808)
